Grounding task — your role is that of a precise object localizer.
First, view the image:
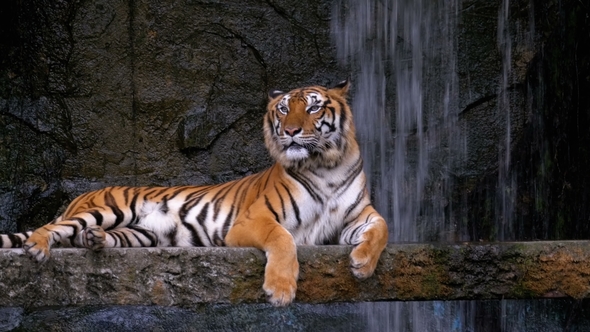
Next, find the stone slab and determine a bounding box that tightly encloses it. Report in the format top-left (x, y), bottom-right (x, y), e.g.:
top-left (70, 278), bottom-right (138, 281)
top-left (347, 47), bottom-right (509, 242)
top-left (1, 241), bottom-right (590, 307)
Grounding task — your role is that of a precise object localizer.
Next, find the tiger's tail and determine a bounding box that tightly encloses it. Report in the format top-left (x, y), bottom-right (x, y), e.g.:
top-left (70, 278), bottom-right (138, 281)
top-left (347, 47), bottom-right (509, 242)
top-left (0, 231), bottom-right (32, 248)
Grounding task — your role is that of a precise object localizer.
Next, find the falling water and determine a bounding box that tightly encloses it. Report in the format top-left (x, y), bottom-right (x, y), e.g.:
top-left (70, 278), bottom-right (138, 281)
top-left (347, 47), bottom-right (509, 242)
top-left (332, 0), bottom-right (463, 330)
top-left (329, 0), bottom-right (590, 329)
top-left (497, 0), bottom-right (514, 242)
top-left (497, 0), bottom-right (519, 329)
top-left (331, 0), bottom-right (544, 330)
top-left (332, 0), bottom-right (461, 244)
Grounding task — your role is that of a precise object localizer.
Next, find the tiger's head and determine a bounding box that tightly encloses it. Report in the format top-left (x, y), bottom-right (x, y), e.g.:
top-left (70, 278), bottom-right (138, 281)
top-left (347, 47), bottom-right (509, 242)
top-left (264, 80), bottom-right (357, 170)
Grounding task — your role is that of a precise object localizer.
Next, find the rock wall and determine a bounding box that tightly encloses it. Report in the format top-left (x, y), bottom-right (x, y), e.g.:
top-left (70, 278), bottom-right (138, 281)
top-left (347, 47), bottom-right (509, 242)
top-left (459, 0), bottom-right (590, 241)
top-left (0, 0), bottom-right (343, 232)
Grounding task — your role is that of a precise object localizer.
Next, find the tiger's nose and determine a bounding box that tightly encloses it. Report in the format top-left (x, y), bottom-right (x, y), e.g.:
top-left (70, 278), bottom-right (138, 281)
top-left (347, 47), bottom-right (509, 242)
top-left (284, 126), bottom-right (302, 136)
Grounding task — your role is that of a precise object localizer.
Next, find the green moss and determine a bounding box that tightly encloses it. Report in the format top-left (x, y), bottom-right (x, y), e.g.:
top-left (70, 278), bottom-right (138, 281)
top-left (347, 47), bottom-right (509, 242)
top-left (555, 211), bottom-right (565, 240)
top-left (422, 248), bottom-right (450, 297)
top-left (511, 279), bottom-right (540, 298)
top-left (422, 271), bottom-right (442, 296)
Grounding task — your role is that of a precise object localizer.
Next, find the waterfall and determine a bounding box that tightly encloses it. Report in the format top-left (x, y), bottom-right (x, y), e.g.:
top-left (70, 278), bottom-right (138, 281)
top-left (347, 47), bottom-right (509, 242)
top-left (331, 0), bottom-right (540, 330)
top-left (497, 0), bottom-right (514, 241)
top-left (332, 0), bottom-right (463, 330)
top-left (332, 0), bottom-right (461, 243)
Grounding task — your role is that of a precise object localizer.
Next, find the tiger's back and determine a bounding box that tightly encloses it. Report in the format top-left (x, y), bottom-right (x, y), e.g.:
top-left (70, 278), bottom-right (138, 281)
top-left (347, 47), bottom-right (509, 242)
top-left (0, 164), bottom-right (282, 250)
top-left (58, 164), bottom-right (301, 249)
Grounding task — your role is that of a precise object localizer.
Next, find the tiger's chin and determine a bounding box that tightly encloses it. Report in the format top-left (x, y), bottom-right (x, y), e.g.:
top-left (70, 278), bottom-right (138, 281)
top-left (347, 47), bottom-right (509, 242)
top-left (284, 144), bottom-right (309, 161)
top-left (273, 145), bottom-right (314, 170)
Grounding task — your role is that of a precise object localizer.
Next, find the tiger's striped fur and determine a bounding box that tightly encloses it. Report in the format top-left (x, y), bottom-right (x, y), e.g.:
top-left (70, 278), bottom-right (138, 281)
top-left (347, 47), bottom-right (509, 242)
top-left (1, 80), bottom-right (388, 306)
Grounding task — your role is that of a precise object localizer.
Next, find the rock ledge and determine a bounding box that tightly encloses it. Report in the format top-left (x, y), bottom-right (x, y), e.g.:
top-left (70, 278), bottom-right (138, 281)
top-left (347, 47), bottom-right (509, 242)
top-left (1, 241), bottom-right (589, 307)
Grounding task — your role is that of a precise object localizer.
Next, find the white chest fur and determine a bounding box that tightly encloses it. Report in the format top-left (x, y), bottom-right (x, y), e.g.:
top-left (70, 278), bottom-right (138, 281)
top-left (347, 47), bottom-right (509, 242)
top-left (284, 161), bottom-right (368, 245)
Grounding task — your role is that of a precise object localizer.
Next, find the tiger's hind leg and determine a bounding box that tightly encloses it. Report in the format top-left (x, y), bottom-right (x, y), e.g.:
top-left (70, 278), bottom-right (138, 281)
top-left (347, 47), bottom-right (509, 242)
top-left (73, 225), bottom-right (107, 251)
top-left (75, 225), bottom-right (158, 249)
top-left (24, 208), bottom-right (117, 262)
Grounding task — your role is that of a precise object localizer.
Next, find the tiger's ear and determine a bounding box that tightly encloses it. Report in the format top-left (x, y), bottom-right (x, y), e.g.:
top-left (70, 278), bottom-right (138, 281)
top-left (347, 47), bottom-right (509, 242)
top-left (330, 79), bottom-right (350, 97)
top-left (269, 89), bottom-right (284, 100)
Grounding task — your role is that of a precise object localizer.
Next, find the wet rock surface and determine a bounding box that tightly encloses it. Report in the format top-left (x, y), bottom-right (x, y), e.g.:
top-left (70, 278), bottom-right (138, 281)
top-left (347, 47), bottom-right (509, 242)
top-left (1, 303), bottom-right (367, 332)
top-left (458, 0), bottom-right (590, 241)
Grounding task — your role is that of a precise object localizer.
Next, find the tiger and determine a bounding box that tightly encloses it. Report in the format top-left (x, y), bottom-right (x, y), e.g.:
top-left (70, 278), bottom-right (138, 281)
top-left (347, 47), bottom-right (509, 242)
top-left (0, 80), bottom-right (389, 306)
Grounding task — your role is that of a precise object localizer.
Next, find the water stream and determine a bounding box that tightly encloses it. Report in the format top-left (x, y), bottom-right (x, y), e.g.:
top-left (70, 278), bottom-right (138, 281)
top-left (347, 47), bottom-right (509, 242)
top-left (497, 0), bottom-right (515, 242)
top-left (331, 0), bottom-right (534, 330)
top-left (332, 1), bottom-right (462, 330)
top-left (332, 0), bottom-right (461, 243)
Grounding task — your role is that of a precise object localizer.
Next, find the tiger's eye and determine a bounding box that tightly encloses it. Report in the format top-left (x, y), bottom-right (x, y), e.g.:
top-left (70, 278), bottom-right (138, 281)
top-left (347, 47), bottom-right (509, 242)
top-left (279, 106), bottom-right (289, 114)
top-left (308, 105), bottom-right (320, 113)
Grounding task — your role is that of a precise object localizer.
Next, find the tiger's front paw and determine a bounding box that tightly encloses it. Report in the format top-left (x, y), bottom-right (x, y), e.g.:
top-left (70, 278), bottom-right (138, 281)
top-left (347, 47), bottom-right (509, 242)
top-left (80, 225), bottom-right (106, 251)
top-left (263, 257), bottom-right (299, 306)
top-left (350, 242), bottom-right (381, 280)
top-left (23, 230), bottom-right (51, 263)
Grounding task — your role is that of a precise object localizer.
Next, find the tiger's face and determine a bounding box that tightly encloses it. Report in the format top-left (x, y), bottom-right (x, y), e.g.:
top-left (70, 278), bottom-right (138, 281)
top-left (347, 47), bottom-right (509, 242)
top-left (264, 80), bottom-right (356, 169)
